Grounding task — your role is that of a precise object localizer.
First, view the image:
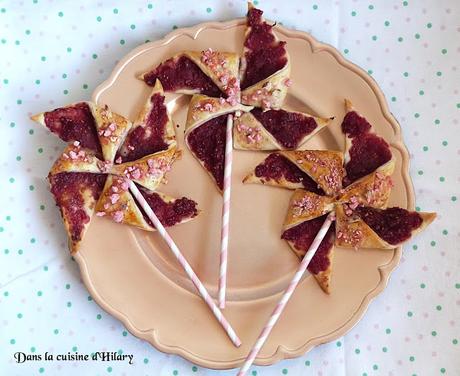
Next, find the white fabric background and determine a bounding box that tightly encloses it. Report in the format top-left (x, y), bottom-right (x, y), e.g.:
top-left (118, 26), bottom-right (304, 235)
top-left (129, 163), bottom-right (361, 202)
top-left (0, 1), bottom-right (459, 375)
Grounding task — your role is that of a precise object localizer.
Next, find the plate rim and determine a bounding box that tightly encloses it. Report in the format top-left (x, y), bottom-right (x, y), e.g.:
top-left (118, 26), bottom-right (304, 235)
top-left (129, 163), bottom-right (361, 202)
top-left (75, 17), bottom-right (415, 369)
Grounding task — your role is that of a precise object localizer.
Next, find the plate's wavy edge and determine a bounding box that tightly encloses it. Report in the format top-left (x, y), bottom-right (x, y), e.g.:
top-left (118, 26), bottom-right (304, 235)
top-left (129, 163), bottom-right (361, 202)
top-left (77, 18), bottom-right (415, 370)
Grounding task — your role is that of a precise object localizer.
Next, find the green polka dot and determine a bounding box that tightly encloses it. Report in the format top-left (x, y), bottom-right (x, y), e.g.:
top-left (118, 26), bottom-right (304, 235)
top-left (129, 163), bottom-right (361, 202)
top-left (192, 366), bottom-right (198, 372)
top-left (427, 23), bottom-right (432, 28)
top-left (441, 48), bottom-right (447, 54)
top-left (403, 1), bottom-right (408, 5)
top-left (367, 69), bottom-right (373, 75)
top-left (206, 7), bottom-right (212, 13)
top-left (436, 305), bottom-right (442, 311)
top-left (407, 311), bottom-right (413, 317)
top-left (40, 56), bottom-right (46, 61)
top-left (17, 313), bottom-right (23, 318)
top-left (344, 48), bottom-right (349, 54)
top-left (97, 314), bottom-right (102, 320)
top-left (336, 341), bottom-right (342, 347)
top-left (455, 283), bottom-right (460, 289)
top-left (10, 339), bottom-right (16, 344)
top-left (63, 89), bottom-right (69, 95)
top-left (58, 11), bottom-right (63, 17)
top-left (107, 367), bottom-right (112, 373)
top-left (351, 11), bottom-right (357, 16)
top-left (4, 78), bottom-right (9, 84)
top-left (391, 96), bottom-right (397, 102)
top-left (373, 365), bottom-right (378, 370)
top-left (29, 185), bottom-right (35, 191)
top-left (62, 73), bottom-right (67, 79)
top-left (418, 170), bottom-right (423, 175)
top-left (67, 301), bottom-right (72, 307)
top-left (440, 368), bottom-right (446, 374)
top-left (173, 371), bottom-right (178, 376)
top-left (403, 72), bottom-right (409, 77)
top-left (122, 331), bottom-right (128, 337)
top-left (147, 3), bottom-right (153, 9)
top-left (9, 177), bottom-right (15, 183)
top-left (385, 328), bottom-right (391, 334)
top-left (39, 367), bottom-right (44, 373)
top-left (16, 99), bottom-right (22, 105)
top-left (413, 244), bottom-right (418, 250)
top-left (442, 229), bottom-right (448, 235)
top-left (452, 196), bottom-right (457, 202)
top-left (96, 16), bottom-right (102, 22)
top-left (313, 5), bottom-right (318, 10)
top-left (83, 84), bottom-right (88, 89)
top-left (439, 177), bottom-right (445, 182)
top-left (435, 119), bottom-right (440, 125)
top-left (398, 37), bottom-right (403, 42)
top-left (421, 283), bottom-right (426, 289)
top-left (120, 39), bottom-right (125, 45)
top-left (372, 35), bottom-right (377, 41)
top-left (0, 8), bottom-right (5, 13)
top-left (25, 29), bottom-right (31, 35)
top-left (72, 346), bottom-right (78, 351)
top-left (436, 71), bottom-right (442, 77)
top-left (414, 113), bottom-right (420, 118)
top-left (432, 331), bottom-right (437, 336)
top-left (14, 40), bottom-right (20, 45)
top-left (355, 348), bottom-right (361, 354)
top-left (415, 206), bottom-right (421, 212)
top-left (384, 20), bottom-right (390, 27)
top-left (382, 346), bottom-right (388, 352)
top-left (419, 90), bottom-right (424, 95)
top-left (40, 205), bottom-right (45, 210)
top-left (305, 360), bottom-right (311, 366)
top-left (423, 146), bottom-right (428, 151)
top-left (143, 358), bottom-right (148, 364)
top-left (409, 356), bottom-right (415, 361)
top-left (31, 346), bottom-right (36, 352)
top-left (415, 33), bottom-right (420, 39)
top-left (35, 79), bottom-right (40, 85)
top-left (87, 295), bottom-right (93, 301)
top-left (113, 8), bottom-right (119, 14)
top-left (368, 4), bottom-right (374, 10)
top-left (442, 140), bottom-right (448, 146)
top-left (453, 339), bottom-right (458, 345)
top-left (130, 24), bottom-right (136, 30)
top-left (65, 283), bottom-right (70, 289)
top-left (172, 25), bottom-right (178, 30)
top-left (53, 329), bottom-right (59, 335)
top-left (37, 291), bottom-right (42, 297)
top-left (18, 249), bottom-right (23, 255)
top-left (4, 249), bottom-right (9, 254)
top-left (66, 47), bottom-right (72, 53)
top-left (3, 291), bottom-right (9, 297)
top-left (92, 53), bottom-right (98, 59)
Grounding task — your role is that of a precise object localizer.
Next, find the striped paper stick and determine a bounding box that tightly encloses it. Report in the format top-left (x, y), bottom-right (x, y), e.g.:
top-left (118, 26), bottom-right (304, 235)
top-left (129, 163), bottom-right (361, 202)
top-left (237, 211), bottom-right (336, 375)
top-left (128, 180), bottom-right (242, 348)
top-left (219, 114), bottom-right (234, 309)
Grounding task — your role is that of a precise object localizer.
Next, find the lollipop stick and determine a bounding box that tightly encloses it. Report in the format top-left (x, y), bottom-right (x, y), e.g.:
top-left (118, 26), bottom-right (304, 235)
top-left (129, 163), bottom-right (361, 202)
top-left (237, 211), bottom-right (336, 375)
top-left (128, 180), bottom-right (241, 347)
top-left (219, 114), bottom-right (234, 309)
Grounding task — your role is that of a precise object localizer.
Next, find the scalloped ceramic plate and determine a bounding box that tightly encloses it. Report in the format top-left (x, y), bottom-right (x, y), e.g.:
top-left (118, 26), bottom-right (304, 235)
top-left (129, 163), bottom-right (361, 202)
top-left (75, 18), bottom-right (413, 369)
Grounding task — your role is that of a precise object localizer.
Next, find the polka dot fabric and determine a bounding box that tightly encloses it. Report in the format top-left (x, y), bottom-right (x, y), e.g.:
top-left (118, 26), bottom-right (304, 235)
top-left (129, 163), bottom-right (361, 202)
top-left (0, 1), bottom-right (458, 375)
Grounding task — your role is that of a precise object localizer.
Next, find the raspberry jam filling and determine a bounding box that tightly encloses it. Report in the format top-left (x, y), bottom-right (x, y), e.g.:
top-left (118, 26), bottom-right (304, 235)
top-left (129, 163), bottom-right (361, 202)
top-left (341, 110), bottom-right (372, 137)
top-left (49, 172), bottom-right (106, 242)
top-left (241, 7), bottom-right (288, 89)
top-left (282, 215), bottom-right (335, 274)
top-left (355, 206), bottom-right (423, 245)
top-left (341, 111), bottom-right (392, 186)
top-left (251, 108), bottom-right (317, 148)
top-left (44, 103), bottom-right (102, 156)
top-left (143, 55), bottom-right (222, 97)
top-left (138, 188), bottom-right (198, 227)
top-left (116, 94), bottom-right (169, 163)
top-left (187, 114), bottom-right (227, 190)
top-left (254, 153), bottom-right (324, 194)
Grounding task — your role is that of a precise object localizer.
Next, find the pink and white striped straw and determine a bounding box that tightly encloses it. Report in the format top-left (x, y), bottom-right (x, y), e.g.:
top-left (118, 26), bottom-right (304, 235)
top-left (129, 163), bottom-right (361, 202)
top-left (128, 180), bottom-right (242, 348)
top-left (219, 114), bottom-right (234, 309)
top-left (237, 211), bottom-right (336, 376)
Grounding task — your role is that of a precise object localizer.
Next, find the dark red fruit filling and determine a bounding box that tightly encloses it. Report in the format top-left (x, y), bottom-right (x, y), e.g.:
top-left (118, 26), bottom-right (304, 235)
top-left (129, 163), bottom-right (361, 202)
top-left (355, 207), bottom-right (423, 245)
top-left (282, 216), bottom-right (335, 274)
top-left (241, 7), bottom-right (288, 89)
top-left (44, 103), bottom-right (102, 156)
top-left (251, 108), bottom-right (317, 149)
top-left (138, 188), bottom-right (198, 227)
top-left (116, 94), bottom-right (169, 163)
top-left (254, 153), bottom-right (324, 194)
top-left (344, 133), bottom-right (392, 186)
top-left (341, 111), bottom-right (372, 137)
top-left (143, 55), bottom-right (222, 97)
top-left (187, 114), bottom-right (227, 190)
top-left (49, 172), bottom-right (106, 242)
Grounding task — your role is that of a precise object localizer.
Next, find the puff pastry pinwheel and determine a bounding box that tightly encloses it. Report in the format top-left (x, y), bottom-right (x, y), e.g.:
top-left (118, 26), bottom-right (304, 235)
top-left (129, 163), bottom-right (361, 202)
top-left (32, 80), bottom-right (198, 254)
top-left (244, 100), bottom-right (435, 293)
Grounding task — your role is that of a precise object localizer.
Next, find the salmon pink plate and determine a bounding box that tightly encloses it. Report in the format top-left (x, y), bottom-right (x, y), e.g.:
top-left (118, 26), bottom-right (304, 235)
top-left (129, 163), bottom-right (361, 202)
top-left (76, 18), bottom-right (413, 369)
